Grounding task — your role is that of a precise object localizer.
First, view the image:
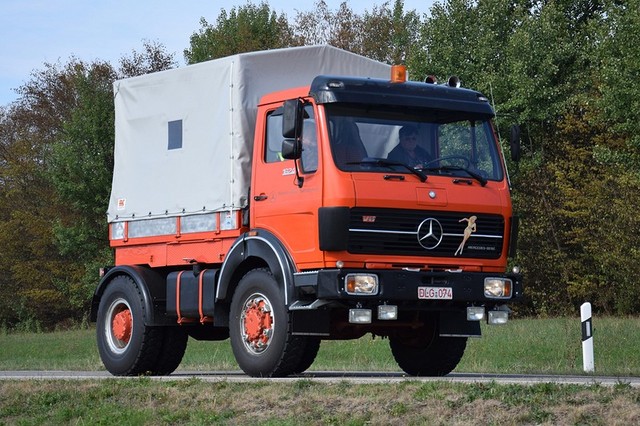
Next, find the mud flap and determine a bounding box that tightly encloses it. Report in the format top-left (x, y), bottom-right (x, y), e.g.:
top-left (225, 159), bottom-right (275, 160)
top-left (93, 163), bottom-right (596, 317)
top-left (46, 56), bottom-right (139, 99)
top-left (439, 310), bottom-right (481, 337)
top-left (290, 309), bottom-right (331, 336)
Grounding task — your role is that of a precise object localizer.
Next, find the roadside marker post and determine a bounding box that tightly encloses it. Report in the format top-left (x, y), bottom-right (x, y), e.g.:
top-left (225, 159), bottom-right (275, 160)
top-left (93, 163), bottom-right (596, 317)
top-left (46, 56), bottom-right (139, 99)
top-left (581, 302), bottom-right (594, 373)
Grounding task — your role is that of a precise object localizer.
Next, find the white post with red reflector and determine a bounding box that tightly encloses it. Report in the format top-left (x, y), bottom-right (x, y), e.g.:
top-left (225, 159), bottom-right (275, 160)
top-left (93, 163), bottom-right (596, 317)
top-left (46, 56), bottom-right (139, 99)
top-left (581, 302), bottom-right (594, 373)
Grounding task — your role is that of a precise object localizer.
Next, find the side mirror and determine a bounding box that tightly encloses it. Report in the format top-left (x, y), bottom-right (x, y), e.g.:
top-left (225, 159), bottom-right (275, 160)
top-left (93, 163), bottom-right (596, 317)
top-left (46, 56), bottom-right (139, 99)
top-left (282, 99), bottom-right (304, 139)
top-left (281, 138), bottom-right (302, 160)
top-left (509, 124), bottom-right (521, 162)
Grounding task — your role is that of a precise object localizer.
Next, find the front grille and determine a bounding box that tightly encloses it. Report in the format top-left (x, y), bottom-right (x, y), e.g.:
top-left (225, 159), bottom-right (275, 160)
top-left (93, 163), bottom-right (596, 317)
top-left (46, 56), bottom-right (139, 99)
top-left (348, 208), bottom-right (504, 259)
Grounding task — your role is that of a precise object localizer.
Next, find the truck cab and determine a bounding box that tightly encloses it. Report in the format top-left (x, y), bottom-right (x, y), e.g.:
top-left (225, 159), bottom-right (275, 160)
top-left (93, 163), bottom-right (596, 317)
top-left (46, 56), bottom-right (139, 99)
top-left (244, 71), bottom-right (522, 375)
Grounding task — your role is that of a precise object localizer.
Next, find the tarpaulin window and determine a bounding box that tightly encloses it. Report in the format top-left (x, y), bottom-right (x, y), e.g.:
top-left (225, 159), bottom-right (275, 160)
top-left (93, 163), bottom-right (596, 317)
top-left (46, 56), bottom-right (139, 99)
top-left (168, 120), bottom-right (182, 150)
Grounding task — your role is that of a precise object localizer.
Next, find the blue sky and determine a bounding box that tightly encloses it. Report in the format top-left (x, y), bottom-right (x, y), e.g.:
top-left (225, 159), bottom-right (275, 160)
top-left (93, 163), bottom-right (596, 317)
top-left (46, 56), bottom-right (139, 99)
top-left (0, 0), bottom-right (435, 106)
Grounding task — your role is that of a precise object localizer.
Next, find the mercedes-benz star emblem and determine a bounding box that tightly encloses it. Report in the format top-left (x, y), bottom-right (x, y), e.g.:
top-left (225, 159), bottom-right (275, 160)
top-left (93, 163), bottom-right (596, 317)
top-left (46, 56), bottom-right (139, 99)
top-left (417, 218), bottom-right (443, 250)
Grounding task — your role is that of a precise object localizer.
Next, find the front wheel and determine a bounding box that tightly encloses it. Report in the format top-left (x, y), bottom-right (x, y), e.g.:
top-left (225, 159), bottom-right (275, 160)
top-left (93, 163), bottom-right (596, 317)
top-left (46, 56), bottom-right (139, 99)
top-left (229, 268), bottom-right (306, 377)
top-left (292, 338), bottom-right (321, 374)
top-left (390, 334), bottom-right (467, 376)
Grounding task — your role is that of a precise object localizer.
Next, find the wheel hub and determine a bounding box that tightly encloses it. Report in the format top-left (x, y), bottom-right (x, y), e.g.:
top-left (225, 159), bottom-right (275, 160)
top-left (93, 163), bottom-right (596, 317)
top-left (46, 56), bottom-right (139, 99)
top-left (112, 308), bottom-right (132, 344)
top-left (241, 297), bottom-right (273, 353)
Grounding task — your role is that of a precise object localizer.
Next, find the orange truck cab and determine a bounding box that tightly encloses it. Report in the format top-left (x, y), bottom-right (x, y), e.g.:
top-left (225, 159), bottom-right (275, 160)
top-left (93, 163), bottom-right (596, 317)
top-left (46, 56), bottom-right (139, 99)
top-left (91, 46), bottom-right (522, 378)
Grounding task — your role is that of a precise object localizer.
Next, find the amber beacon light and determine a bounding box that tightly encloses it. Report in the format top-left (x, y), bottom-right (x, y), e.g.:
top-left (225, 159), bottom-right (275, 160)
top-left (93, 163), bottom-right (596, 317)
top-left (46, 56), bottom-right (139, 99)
top-left (390, 64), bottom-right (407, 83)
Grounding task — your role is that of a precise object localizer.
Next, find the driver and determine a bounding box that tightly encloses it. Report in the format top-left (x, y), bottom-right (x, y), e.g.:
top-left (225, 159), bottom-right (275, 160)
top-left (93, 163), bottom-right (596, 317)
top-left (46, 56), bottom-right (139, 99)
top-left (387, 125), bottom-right (431, 168)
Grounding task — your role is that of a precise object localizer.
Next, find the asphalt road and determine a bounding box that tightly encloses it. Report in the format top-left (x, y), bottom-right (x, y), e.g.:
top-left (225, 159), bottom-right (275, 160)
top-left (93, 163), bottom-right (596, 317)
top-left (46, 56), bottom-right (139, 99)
top-left (1, 370), bottom-right (638, 387)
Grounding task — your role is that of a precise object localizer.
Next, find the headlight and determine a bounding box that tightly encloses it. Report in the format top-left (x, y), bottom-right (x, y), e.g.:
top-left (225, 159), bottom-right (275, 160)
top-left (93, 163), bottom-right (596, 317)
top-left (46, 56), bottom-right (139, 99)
top-left (484, 278), bottom-right (512, 299)
top-left (345, 274), bottom-right (379, 295)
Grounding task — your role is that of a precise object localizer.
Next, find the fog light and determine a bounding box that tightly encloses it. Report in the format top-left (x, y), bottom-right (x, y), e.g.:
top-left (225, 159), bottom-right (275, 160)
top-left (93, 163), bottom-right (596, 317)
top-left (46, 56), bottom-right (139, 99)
top-left (378, 305), bottom-right (398, 320)
top-left (467, 306), bottom-right (485, 321)
top-left (349, 309), bottom-right (372, 324)
top-left (484, 278), bottom-right (512, 299)
top-left (345, 274), bottom-right (378, 295)
top-left (488, 310), bottom-right (509, 325)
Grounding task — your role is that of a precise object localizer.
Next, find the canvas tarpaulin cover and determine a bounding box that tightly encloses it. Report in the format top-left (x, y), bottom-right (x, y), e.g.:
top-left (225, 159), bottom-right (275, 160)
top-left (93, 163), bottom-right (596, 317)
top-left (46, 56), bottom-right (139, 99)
top-left (108, 45), bottom-right (390, 223)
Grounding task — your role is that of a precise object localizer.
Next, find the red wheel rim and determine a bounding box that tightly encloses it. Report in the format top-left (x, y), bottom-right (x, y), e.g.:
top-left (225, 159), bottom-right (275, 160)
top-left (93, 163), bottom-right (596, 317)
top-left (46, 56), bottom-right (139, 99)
top-left (112, 308), bottom-right (132, 344)
top-left (104, 297), bottom-right (133, 354)
top-left (241, 294), bottom-right (273, 354)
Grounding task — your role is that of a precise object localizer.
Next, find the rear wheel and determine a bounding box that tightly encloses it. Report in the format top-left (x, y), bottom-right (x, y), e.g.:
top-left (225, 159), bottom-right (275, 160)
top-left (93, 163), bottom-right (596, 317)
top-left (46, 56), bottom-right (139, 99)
top-left (96, 275), bottom-right (187, 376)
top-left (229, 268), bottom-right (306, 377)
top-left (390, 333), bottom-right (467, 376)
top-left (151, 327), bottom-right (188, 375)
top-left (97, 276), bottom-right (158, 375)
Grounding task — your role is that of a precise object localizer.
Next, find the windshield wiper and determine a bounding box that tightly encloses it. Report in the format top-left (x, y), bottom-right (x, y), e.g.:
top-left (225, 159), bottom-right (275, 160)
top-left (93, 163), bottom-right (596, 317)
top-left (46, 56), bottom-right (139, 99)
top-left (347, 158), bottom-right (427, 182)
top-left (423, 165), bottom-right (487, 187)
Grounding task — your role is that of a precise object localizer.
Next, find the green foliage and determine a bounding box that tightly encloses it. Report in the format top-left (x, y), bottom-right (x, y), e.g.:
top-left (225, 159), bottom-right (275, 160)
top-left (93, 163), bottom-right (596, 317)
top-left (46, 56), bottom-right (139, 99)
top-left (184, 1), bottom-right (294, 63)
top-left (596, 0), bottom-right (640, 167)
top-left (50, 61), bottom-right (115, 259)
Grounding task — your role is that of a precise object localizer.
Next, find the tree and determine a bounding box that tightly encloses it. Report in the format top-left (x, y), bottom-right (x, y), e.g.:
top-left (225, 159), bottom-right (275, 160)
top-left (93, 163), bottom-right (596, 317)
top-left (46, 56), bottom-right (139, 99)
top-left (360, 0), bottom-right (421, 64)
top-left (184, 2), bottom-right (295, 64)
top-left (596, 0), bottom-right (640, 172)
top-left (292, 0), bottom-right (421, 65)
top-left (0, 65), bottom-right (77, 327)
top-left (0, 42), bottom-right (176, 329)
top-left (119, 39), bottom-right (177, 78)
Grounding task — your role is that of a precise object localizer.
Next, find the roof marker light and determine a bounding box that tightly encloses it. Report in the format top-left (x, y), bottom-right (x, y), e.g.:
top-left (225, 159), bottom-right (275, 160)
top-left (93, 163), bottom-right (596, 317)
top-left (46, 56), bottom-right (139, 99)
top-left (447, 75), bottom-right (461, 88)
top-left (390, 65), bottom-right (407, 83)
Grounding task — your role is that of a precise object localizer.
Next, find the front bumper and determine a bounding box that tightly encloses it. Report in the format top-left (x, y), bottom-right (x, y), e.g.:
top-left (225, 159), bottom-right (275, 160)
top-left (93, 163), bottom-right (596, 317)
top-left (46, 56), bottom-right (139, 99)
top-left (294, 268), bottom-right (523, 305)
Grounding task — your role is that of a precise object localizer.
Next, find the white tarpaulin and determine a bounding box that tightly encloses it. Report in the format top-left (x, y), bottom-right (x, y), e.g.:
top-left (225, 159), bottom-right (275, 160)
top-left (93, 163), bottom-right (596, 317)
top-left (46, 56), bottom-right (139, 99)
top-left (108, 45), bottom-right (391, 223)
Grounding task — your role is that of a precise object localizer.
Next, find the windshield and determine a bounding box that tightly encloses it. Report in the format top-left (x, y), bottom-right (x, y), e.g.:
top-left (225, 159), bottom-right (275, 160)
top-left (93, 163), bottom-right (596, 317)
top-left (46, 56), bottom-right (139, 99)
top-left (326, 104), bottom-right (504, 182)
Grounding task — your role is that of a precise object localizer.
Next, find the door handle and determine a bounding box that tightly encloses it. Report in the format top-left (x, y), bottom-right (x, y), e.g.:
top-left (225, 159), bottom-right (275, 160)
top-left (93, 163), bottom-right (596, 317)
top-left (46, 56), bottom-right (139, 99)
top-left (254, 194), bottom-right (268, 201)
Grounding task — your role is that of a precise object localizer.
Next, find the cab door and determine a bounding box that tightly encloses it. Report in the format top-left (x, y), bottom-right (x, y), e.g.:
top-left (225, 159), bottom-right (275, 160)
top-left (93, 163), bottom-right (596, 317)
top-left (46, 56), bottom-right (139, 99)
top-left (251, 102), bottom-right (323, 268)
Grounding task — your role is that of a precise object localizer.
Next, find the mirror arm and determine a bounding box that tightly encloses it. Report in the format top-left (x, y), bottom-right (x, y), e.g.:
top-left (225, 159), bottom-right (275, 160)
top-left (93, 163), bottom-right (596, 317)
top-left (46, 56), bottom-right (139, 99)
top-left (294, 158), bottom-right (304, 188)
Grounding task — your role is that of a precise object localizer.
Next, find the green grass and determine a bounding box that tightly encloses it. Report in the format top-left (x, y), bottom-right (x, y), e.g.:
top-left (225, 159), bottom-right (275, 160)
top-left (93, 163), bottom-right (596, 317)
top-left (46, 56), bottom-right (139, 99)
top-left (1, 379), bottom-right (640, 425)
top-left (1, 317), bottom-right (639, 376)
top-left (460, 316), bottom-right (640, 376)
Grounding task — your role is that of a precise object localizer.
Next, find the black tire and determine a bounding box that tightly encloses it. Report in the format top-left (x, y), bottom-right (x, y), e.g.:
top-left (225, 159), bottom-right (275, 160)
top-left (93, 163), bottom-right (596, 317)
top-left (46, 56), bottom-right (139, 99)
top-left (390, 334), bottom-right (467, 377)
top-left (292, 338), bottom-right (321, 375)
top-left (96, 275), bottom-right (163, 375)
top-left (151, 327), bottom-right (189, 375)
top-left (229, 268), bottom-right (306, 377)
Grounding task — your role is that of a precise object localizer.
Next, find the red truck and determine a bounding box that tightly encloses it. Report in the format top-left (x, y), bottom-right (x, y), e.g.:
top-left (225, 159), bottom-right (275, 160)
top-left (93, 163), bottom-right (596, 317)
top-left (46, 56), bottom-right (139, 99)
top-left (91, 45), bottom-right (523, 377)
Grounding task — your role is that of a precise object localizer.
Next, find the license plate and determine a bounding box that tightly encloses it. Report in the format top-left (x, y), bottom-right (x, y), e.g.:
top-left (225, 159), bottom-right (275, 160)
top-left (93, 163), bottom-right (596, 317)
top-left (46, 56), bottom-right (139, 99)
top-left (418, 286), bottom-right (453, 300)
